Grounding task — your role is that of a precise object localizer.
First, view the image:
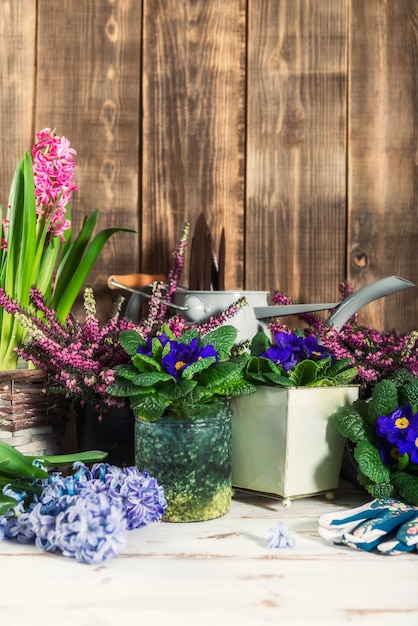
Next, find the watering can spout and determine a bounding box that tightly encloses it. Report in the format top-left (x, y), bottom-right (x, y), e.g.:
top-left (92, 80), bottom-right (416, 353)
top-left (325, 276), bottom-right (415, 332)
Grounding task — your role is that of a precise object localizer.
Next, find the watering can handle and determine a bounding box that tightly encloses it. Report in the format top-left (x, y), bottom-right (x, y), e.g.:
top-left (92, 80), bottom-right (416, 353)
top-left (107, 277), bottom-right (190, 311)
top-left (325, 276), bottom-right (414, 331)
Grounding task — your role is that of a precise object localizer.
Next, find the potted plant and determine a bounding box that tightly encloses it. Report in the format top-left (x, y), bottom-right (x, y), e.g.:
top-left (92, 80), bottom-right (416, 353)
top-left (331, 369), bottom-right (418, 506)
top-left (272, 281), bottom-right (418, 399)
top-left (0, 286), bottom-right (138, 465)
top-left (0, 128), bottom-right (133, 456)
top-left (106, 324), bottom-right (257, 522)
top-left (230, 329), bottom-right (359, 505)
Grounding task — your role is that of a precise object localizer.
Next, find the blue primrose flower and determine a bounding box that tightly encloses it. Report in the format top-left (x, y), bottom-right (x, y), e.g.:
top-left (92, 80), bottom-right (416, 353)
top-left (137, 333), bottom-right (170, 357)
top-left (375, 437), bottom-right (405, 468)
top-left (262, 332), bottom-right (331, 372)
top-left (397, 428), bottom-right (418, 464)
top-left (375, 404), bottom-right (418, 445)
top-left (161, 337), bottom-right (219, 380)
top-left (302, 335), bottom-right (332, 361)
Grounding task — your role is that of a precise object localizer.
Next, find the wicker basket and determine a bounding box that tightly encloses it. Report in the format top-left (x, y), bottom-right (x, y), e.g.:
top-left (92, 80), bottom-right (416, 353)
top-left (0, 370), bottom-right (69, 457)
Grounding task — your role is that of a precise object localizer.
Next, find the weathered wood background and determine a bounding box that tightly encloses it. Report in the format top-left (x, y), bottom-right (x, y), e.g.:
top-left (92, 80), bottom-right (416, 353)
top-left (0, 0), bottom-right (417, 332)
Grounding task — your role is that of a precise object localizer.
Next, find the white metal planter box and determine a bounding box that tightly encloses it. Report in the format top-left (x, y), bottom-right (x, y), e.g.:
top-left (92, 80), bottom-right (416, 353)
top-left (231, 386), bottom-right (359, 503)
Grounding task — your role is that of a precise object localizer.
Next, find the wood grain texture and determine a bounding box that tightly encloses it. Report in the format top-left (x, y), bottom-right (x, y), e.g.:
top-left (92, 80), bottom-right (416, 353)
top-left (0, 0), bottom-right (416, 332)
top-left (348, 0), bottom-right (418, 332)
top-left (246, 0), bottom-right (349, 305)
top-left (0, 0), bottom-right (36, 205)
top-left (35, 0), bottom-right (142, 316)
top-left (141, 0), bottom-right (247, 289)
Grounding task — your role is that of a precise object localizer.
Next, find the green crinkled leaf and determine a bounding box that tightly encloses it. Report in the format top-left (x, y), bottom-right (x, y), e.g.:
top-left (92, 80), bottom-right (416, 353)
top-left (245, 371), bottom-right (272, 385)
top-left (326, 357), bottom-right (355, 377)
top-left (132, 352), bottom-right (162, 373)
top-left (119, 330), bottom-right (147, 356)
top-left (288, 360), bottom-right (319, 386)
top-left (132, 371), bottom-right (174, 387)
top-left (175, 329), bottom-right (200, 345)
top-left (250, 332), bottom-right (271, 357)
top-left (197, 361), bottom-right (243, 390)
top-left (158, 378), bottom-right (197, 401)
top-left (215, 379), bottom-right (257, 397)
top-left (367, 481), bottom-right (395, 499)
top-left (367, 379), bottom-right (399, 424)
top-left (106, 380), bottom-right (150, 397)
top-left (354, 439), bottom-right (391, 483)
top-left (391, 471), bottom-right (418, 506)
top-left (333, 368), bottom-right (359, 386)
top-left (182, 356), bottom-right (217, 379)
top-left (332, 405), bottom-right (369, 442)
top-left (130, 394), bottom-right (169, 421)
top-left (263, 372), bottom-right (294, 387)
top-left (201, 325), bottom-right (237, 359)
top-left (399, 379), bottom-right (418, 408)
top-left (113, 364), bottom-right (140, 381)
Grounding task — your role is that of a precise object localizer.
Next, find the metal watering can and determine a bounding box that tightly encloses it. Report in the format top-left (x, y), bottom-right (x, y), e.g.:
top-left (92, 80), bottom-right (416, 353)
top-left (108, 275), bottom-right (414, 342)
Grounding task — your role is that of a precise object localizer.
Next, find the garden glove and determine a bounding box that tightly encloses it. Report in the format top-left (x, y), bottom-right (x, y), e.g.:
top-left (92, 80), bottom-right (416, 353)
top-left (376, 513), bottom-right (418, 555)
top-left (318, 497), bottom-right (418, 552)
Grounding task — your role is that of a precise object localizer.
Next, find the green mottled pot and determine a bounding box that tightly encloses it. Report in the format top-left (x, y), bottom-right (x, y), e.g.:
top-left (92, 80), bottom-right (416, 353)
top-left (135, 402), bottom-right (232, 522)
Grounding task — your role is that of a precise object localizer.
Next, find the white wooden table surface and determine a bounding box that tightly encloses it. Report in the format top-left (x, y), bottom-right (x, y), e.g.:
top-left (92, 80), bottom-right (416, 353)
top-left (0, 483), bottom-right (416, 626)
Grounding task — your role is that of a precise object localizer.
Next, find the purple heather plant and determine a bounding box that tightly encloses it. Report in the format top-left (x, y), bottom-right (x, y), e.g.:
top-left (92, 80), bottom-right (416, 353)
top-left (0, 285), bottom-right (136, 416)
top-left (0, 221), bottom-right (247, 417)
top-left (270, 281), bottom-right (418, 397)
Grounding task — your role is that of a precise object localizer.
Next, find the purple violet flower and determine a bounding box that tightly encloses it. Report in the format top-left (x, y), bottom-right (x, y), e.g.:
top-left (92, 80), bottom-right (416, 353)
top-left (261, 332), bottom-right (307, 371)
top-left (161, 337), bottom-right (219, 380)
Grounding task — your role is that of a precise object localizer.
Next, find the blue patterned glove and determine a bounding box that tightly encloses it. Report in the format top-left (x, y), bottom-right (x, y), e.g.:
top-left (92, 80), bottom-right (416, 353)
top-left (376, 513), bottom-right (418, 554)
top-left (319, 498), bottom-right (418, 553)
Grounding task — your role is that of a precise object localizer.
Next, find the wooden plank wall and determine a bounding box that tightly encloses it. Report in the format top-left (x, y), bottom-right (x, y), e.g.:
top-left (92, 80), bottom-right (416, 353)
top-left (0, 0), bottom-right (416, 332)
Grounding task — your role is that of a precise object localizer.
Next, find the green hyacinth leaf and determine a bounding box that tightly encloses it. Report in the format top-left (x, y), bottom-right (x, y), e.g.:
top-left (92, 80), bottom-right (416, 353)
top-left (0, 495), bottom-right (20, 516)
top-left (0, 441), bottom-right (49, 479)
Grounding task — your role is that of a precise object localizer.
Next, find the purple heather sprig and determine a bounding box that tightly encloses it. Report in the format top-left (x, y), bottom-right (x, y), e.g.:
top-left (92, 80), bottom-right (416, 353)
top-left (137, 223), bottom-right (190, 336)
top-left (270, 281), bottom-right (418, 397)
top-left (0, 286), bottom-right (136, 415)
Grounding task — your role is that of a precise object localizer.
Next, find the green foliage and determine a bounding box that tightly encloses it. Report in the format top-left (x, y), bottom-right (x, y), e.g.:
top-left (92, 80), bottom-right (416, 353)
top-left (0, 150), bottom-right (134, 369)
top-left (0, 441), bottom-right (107, 517)
top-left (107, 325), bottom-right (257, 422)
top-left (332, 369), bottom-right (418, 505)
top-left (241, 332), bottom-right (357, 388)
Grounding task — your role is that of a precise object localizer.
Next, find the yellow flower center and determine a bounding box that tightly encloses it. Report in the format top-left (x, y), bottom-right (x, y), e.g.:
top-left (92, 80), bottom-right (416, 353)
top-left (175, 360), bottom-right (186, 371)
top-left (395, 416), bottom-right (409, 429)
